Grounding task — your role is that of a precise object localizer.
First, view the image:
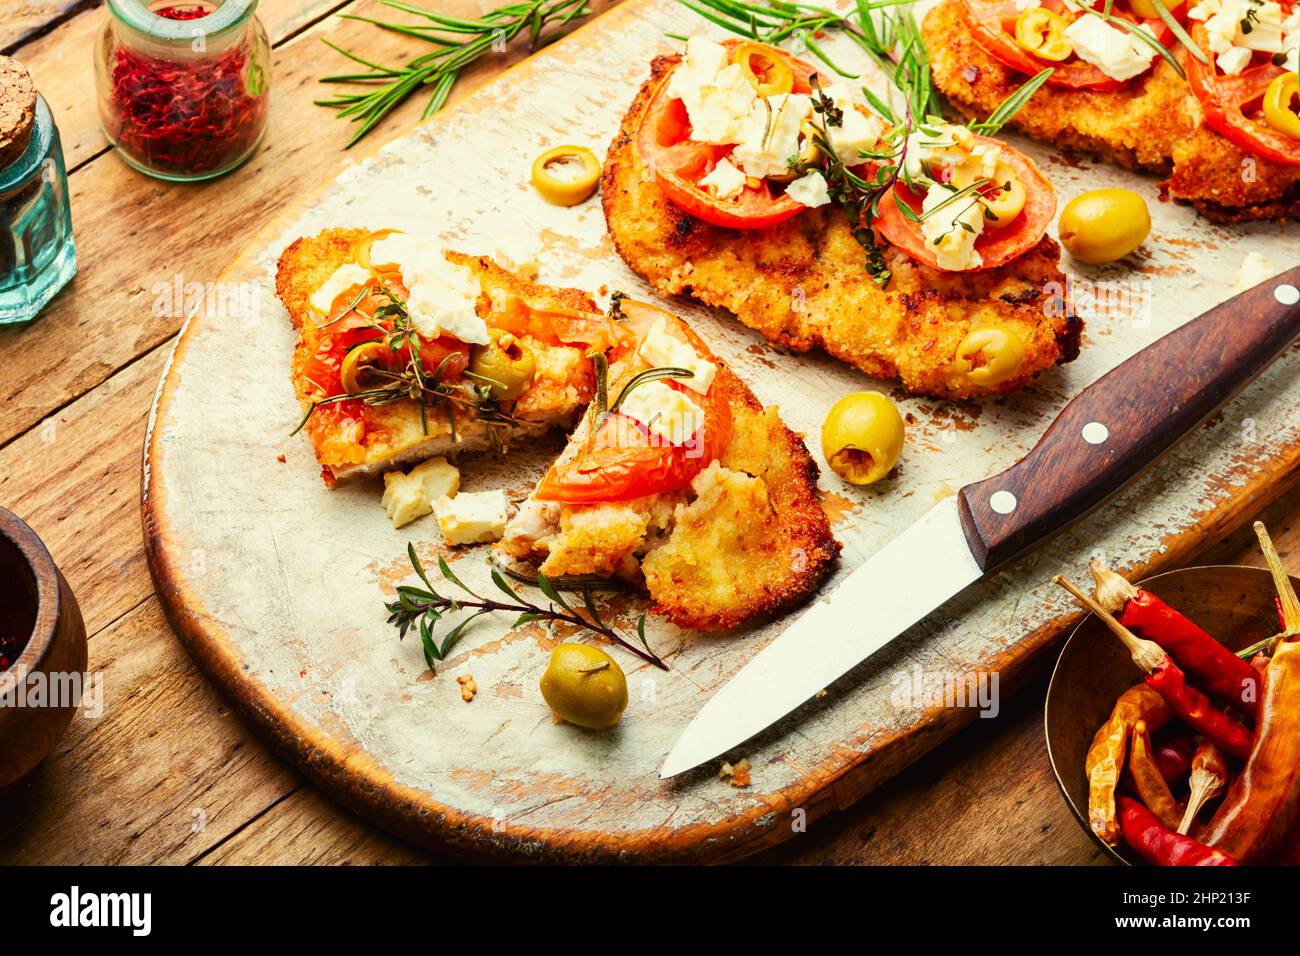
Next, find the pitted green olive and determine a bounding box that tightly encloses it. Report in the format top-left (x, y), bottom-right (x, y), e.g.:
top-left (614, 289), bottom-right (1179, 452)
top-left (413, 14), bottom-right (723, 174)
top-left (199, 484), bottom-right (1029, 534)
top-left (540, 643), bottom-right (628, 729)
top-left (1058, 188), bottom-right (1151, 264)
top-left (469, 333), bottom-right (535, 401)
top-left (954, 324), bottom-right (1026, 386)
top-left (821, 391), bottom-right (906, 486)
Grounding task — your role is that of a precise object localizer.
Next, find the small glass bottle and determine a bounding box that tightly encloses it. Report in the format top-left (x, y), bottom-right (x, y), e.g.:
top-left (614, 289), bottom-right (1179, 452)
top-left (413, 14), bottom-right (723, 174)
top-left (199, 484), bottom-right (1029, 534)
top-left (0, 56), bottom-right (76, 327)
top-left (94, 0), bottom-right (270, 182)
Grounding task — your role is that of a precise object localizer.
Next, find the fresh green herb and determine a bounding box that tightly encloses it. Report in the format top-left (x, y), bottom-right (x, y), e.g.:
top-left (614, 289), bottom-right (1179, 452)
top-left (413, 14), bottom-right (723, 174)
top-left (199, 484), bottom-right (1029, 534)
top-left (317, 0), bottom-right (594, 147)
top-left (1147, 0), bottom-right (1210, 65)
top-left (970, 68), bottom-right (1055, 135)
top-left (386, 545), bottom-right (666, 671)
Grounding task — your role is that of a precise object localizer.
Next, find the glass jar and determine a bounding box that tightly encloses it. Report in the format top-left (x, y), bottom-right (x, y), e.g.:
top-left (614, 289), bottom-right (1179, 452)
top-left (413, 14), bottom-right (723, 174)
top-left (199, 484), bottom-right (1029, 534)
top-left (94, 0), bottom-right (270, 182)
top-left (0, 57), bottom-right (76, 327)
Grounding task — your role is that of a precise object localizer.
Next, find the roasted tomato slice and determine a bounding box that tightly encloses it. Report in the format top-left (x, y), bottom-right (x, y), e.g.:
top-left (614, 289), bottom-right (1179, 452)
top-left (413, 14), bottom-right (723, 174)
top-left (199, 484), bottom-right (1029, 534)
top-left (534, 301), bottom-right (732, 503)
top-left (874, 135), bottom-right (1056, 271)
top-left (1186, 23), bottom-right (1300, 167)
top-left (961, 0), bottom-right (1170, 91)
top-left (636, 39), bottom-right (819, 230)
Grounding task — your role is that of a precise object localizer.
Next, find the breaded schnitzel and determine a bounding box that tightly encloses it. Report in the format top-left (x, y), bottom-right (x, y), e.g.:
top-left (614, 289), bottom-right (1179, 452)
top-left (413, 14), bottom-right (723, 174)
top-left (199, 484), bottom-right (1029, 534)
top-left (500, 299), bottom-right (839, 631)
top-left (923, 1), bottom-right (1300, 222)
top-left (277, 229), bottom-right (614, 484)
top-left (602, 52), bottom-right (1083, 401)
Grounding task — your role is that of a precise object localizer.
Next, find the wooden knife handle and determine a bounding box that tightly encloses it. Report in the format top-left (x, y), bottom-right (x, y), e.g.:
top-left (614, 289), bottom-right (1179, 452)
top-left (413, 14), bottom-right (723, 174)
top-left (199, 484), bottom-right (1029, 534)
top-left (958, 267), bottom-right (1300, 573)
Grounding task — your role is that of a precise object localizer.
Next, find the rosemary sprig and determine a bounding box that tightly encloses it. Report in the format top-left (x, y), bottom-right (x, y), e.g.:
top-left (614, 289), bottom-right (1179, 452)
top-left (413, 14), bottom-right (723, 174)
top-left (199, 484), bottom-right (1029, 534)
top-left (386, 544), bottom-right (666, 671)
top-left (317, 0), bottom-right (594, 146)
top-left (970, 67), bottom-right (1055, 135)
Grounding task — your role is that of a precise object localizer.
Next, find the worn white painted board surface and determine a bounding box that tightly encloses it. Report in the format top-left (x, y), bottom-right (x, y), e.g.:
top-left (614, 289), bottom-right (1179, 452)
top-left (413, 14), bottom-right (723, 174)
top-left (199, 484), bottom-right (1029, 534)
top-left (144, 0), bottom-right (1300, 858)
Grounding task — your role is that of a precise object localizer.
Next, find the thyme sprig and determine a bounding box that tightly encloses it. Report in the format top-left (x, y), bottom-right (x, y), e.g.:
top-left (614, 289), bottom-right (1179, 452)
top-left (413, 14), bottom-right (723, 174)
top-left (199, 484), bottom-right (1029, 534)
top-left (386, 544), bottom-right (666, 672)
top-left (290, 285), bottom-right (477, 439)
top-left (317, 0), bottom-right (594, 146)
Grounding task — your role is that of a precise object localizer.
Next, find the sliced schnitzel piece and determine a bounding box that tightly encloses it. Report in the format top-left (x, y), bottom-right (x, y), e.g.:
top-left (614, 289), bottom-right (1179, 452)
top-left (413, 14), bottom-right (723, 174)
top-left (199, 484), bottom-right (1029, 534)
top-left (500, 299), bottom-right (839, 631)
top-left (276, 229), bottom-right (621, 484)
top-left (602, 43), bottom-right (1082, 400)
top-left (923, 0), bottom-right (1300, 222)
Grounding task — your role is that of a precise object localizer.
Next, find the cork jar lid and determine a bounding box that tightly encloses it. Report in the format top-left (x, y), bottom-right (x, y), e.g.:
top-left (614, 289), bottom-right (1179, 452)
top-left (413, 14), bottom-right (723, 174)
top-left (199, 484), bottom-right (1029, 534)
top-left (0, 56), bottom-right (37, 170)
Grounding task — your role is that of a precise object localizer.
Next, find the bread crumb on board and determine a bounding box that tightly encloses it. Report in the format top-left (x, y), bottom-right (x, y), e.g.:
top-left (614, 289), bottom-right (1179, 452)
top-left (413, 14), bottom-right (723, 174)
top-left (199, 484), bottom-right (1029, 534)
top-left (719, 759), bottom-right (752, 788)
top-left (456, 674), bottom-right (477, 702)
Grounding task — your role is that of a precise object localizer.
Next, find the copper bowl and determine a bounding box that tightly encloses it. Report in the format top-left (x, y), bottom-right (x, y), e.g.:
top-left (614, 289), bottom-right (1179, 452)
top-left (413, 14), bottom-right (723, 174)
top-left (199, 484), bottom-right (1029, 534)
top-left (0, 507), bottom-right (87, 790)
top-left (1044, 564), bottom-right (1288, 865)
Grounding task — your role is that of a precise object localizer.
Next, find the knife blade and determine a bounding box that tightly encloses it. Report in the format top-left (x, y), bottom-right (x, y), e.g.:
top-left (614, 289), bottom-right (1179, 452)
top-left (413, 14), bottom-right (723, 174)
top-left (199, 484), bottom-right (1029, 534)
top-left (661, 267), bottom-right (1300, 779)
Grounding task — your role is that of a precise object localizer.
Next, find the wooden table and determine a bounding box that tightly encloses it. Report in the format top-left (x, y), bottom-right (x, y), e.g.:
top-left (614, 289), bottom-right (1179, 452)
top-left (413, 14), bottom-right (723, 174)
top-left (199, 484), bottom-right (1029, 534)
top-left (2, 0), bottom-right (1296, 866)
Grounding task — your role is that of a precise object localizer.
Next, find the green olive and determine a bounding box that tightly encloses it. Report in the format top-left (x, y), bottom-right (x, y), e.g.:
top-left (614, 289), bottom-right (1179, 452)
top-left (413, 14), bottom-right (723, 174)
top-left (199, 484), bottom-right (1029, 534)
top-left (540, 644), bottom-right (628, 729)
top-left (1058, 188), bottom-right (1151, 265)
top-left (954, 324), bottom-right (1026, 387)
top-left (468, 333), bottom-right (535, 401)
top-left (820, 391), bottom-right (905, 486)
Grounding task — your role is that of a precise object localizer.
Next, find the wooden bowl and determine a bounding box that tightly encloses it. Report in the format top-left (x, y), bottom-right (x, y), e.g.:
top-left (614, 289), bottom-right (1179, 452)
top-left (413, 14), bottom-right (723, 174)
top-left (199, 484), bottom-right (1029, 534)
top-left (0, 507), bottom-right (87, 790)
top-left (1044, 564), bottom-right (1286, 865)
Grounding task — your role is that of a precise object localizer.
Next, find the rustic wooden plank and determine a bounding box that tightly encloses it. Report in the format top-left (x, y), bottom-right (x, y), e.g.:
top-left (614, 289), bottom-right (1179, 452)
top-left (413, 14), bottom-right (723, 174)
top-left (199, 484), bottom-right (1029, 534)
top-left (0, 0), bottom-right (616, 448)
top-left (0, 597), bottom-right (298, 865)
top-left (0, 0), bottom-right (93, 55)
top-left (0, 347), bottom-right (164, 635)
top-left (17, 0), bottom-right (355, 173)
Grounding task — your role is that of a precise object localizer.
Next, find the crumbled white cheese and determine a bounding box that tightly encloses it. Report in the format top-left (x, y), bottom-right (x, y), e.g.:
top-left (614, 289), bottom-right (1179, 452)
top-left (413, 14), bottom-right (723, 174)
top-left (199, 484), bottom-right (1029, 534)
top-left (381, 457), bottom-right (461, 529)
top-left (821, 93), bottom-right (884, 164)
top-left (786, 170), bottom-right (832, 208)
top-left (638, 316), bottom-right (718, 395)
top-left (920, 184), bottom-right (985, 272)
top-left (731, 93), bottom-right (811, 179)
top-left (433, 489), bottom-right (509, 546)
top-left (618, 380), bottom-right (705, 446)
top-left (903, 122), bottom-right (977, 185)
top-left (1216, 44), bottom-right (1255, 73)
top-left (684, 62), bottom-right (760, 145)
top-left (1199, 0), bottom-right (1283, 54)
top-left (666, 36), bottom-right (729, 112)
top-left (309, 263), bottom-right (371, 314)
top-left (1063, 15), bottom-right (1158, 82)
top-left (1234, 251), bottom-right (1275, 291)
top-left (698, 157), bottom-right (747, 200)
top-left (369, 234), bottom-right (490, 346)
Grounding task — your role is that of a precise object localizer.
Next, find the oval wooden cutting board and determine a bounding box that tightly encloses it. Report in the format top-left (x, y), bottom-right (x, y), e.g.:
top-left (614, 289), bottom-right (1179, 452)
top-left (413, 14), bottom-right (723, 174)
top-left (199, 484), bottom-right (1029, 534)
top-left (142, 0), bottom-right (1300, 862)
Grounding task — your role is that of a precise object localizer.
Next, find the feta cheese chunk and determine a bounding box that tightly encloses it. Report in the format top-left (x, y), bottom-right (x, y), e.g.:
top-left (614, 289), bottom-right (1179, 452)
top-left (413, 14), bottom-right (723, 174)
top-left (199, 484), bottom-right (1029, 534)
top-left (1063, 15), bottom-right (1158, 82)
top-left (684, 62), bottom-right (760, 145)
top-left (698, 158), bottom-right (747, 200)
top-left (1216, 44), bottom-right (1254, 73)
top-left (434, 489), bottom-right (509, 546)
top-left (731, 93), bottom-right (811, 179)
top-left (309, 263), bottom-right (371, 314)
top-left (786, 170), bottom-right (832, 208)
top-left (1200, 0), bottom-right (1283, 54)
top-left (381, 457), bottom-right (461, 529)
top-left (666, 36), bottom-right (729, 112)
top-left (920, 184), bottom-right (985, 271)
top-left (822, 93), bottom-right (884, 164)
top-left (619, 380), bottom-right (705, 446)
top-left (903, 122), bottom-right (977, 185)
top-left (638, 316), bottom-right (718, 394)
top-left (369, 234), bottom-right (490, 346)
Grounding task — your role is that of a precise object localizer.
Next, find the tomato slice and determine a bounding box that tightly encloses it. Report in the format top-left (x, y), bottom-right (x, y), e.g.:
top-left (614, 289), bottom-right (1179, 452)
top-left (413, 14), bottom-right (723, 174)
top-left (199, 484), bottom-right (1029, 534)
top-left (874, 135), bottom-right (1056, 271)
top-left (1186, 23), bottom-right (1300, 167)
top-left (534, 301), bottom-right (733, 503)
top-left (961, 0), bottom-right (1171, 91)
top-left (636, 39), bottom-right (820, 230)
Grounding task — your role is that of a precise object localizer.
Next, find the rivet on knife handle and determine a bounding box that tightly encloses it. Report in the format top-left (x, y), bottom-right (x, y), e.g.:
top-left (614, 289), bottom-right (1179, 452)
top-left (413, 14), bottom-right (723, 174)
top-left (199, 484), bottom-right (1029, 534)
top-left (958, 267), bottom-right (1300, 573)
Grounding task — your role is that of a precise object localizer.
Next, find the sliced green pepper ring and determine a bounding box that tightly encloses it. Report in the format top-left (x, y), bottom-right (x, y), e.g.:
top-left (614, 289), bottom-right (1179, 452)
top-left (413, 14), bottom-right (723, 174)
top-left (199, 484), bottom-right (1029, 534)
top-left (340, 340), bottom-right (389, 395)
top-left (532, 145), bottom-right (601, 206)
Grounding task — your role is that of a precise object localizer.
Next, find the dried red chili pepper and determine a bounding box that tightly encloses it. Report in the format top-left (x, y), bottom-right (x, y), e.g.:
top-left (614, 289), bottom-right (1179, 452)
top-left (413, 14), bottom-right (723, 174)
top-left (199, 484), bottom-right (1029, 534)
top-left (1085, 683), bottom-right (1172, 845)
top-left (101, 4), bottom-right (268, 178)
top-left (1153, 736), bottom-right (1194, 785)
top-left (1177, 740), bottom-right (1228, 835)
top-left (1056, 576), bottom-right (1254, 760)
top-left (1120, 797), bottom-right (1238, 866)
top-left (1202, 523), bottom-right (1300, 863)
top-left (1092, 559), bottom-right (1259, 718)
top-left (1129, 720), bottom-right (1183, 830)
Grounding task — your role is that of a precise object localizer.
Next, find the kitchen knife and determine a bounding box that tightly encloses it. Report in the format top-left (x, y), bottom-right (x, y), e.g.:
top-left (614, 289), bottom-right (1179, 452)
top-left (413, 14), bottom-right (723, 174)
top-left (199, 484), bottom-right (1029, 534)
top-left (661, 267), bottom-right (1300, 779)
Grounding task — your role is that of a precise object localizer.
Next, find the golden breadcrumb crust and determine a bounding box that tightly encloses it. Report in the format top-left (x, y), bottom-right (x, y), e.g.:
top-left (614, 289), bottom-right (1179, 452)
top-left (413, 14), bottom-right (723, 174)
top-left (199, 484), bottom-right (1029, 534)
top-left (601, 55), bottom-right (1083, 400)
top-left (275, 229), bottom-right (599, 479)
top-left (923, 1), bottom-right (1300, 222)
top-left (503, 328), bottom-right (840, 632)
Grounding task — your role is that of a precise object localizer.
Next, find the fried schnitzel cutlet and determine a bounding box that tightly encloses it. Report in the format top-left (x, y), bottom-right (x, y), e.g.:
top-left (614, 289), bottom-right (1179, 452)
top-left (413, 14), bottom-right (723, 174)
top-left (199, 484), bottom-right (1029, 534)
top-left (923, 1), bottom-right (1300, 222)
top-left (601, 53), bottom-right (1083, 401)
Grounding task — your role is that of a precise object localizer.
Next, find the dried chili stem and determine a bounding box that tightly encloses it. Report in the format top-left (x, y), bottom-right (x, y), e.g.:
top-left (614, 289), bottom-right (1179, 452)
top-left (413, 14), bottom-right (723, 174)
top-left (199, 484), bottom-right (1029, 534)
top-left (1054, 575), bottom-right (1165, 672)
top-left (1255, 521), bottom-right (1300, 634)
